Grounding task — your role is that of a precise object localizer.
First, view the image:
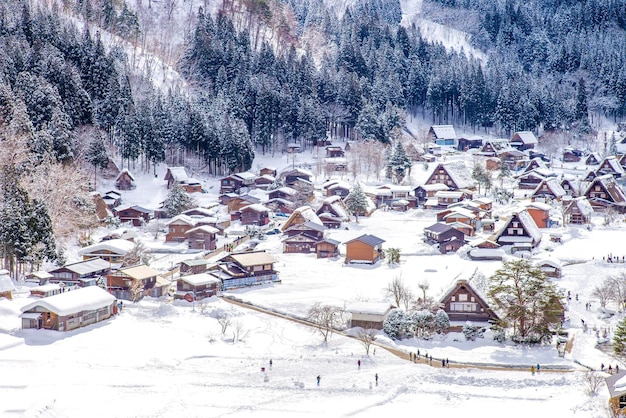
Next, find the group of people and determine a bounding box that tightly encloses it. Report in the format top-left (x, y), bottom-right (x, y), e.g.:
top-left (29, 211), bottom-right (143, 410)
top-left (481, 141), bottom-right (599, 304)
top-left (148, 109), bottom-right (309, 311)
top-left (530, 364), bottom-right (541, 375)
top-left (408, 350), bottom-right (449, 367)
top-left (601, 363), bottom-right (620, 374)
top-left (603, 254), bottom-right (624, 263)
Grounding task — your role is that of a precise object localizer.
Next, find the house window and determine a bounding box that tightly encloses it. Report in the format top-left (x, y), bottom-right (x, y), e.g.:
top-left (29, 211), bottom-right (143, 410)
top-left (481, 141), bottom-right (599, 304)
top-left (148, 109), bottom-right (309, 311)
top-left (619, 395), bottom-right (626, 409)
top-left (450, 302), bottom-right (477, 312)
top-left (458, 294), bottom-right (468, 302)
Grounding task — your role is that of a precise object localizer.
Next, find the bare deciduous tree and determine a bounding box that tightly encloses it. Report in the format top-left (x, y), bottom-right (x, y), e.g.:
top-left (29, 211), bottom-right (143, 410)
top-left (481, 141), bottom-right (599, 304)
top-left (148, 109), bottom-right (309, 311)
top-left (609, 273), bottom-right (626, 312)
top-left (216, 311), bottom-right (232, 336)
top-left (583, 370), bottom-right (604, 396)
top-left (129, 279), bottom-right (144, 303)
top-left (307, 302), bottom-right (345, 343)
top-left (418, 279), bottom-right (430, 301)
top-left (355, 327), bottom-right (378, 355)
top-left (231, 319), bottom-right (249, 344)
top-left (592, 278), bottom-right (614, 308)
top-left (386, 275), bottom-right (410, 309)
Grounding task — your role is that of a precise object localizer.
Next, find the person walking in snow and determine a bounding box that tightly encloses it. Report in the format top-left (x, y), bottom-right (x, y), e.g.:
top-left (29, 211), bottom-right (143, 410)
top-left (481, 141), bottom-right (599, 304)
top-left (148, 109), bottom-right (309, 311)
top-left (357, 359), bottom-right (361, 369)
top-left (317, 375), bottom-right (321, 386)
top-left (609, 365), bottom-right (613, 374)
top-left (375, 373), bottom-right (378, 385)
top-left (531, 366), bottom-right (535, 375)
top-left (536, 363), bottom-right (540, 374)
top-left (601, 363), bottom-right (605, 371)
top-left (617, 365), bottom-right (620, 374)
top-left (269, 359), bottom-right (273, 368)
top-left (417, 349), bottom-right (420, 360)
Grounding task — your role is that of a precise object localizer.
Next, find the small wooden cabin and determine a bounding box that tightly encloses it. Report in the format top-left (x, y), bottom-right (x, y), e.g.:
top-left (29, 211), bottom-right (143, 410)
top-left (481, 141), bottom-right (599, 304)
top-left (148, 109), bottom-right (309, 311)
top-left (344, 234), bottom-right (385, 264)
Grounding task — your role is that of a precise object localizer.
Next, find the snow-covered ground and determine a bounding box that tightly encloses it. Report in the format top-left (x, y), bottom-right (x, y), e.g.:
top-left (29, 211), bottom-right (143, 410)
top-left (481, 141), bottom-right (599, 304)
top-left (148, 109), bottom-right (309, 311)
top-left (1, 142), bottom-right (624, 417)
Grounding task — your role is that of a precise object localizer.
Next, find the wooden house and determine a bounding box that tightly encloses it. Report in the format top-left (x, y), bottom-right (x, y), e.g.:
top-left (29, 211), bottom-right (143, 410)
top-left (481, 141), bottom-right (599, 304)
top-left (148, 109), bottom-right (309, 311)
top-left (215, 251), bottom-right (279, 290)
top-left (29, 283), bottom-right (62, 298)
top-left (164, 166), bottom-right (190, 189)
top-left (524, 201), bottom-right (552, 229)
top-left (166, 214), bottom-right (196, 242)
top-left (282, 233), bottom-right (319, 254)
top-left (315, 238), bottom-right (340, 258)
top-left (326, 182), bottom-right (351, 198)
top-left (584, 174), bottom-right (626, 213)
top-left (439, 278), bottom-right (499, 330)
top-left (562, 148), bottom-right (582, 162)
top-left (457, 136), bottom-right (483, 151)
top-left (102, 190), bottom-right (122, 209)
top-left (318, 213), bottom-right (343, 229)
top-left (510, 131), bottom-right (538, 150)
top-left (437, 208), bottom-right (477, 233)
top-left (344, 234), bottom-right (385, 264)
top-left (254, 174), bottom-right (275, 190)
top-left (0, 270), bottom-right (15, 299)
top-left (500, 148), bottom-right (528, 171)
top-left (516, 171), bottom-right (546, 190)
top-left (561, 178), bottom-right (584, 197)
top-left (107, 264), bottom-right (169, 301)
top-left (493, 210), bottom-right (542, 249)
top-left (286, 143), bottom-right (301, 153)
top-left (563, 197), bottom-right (593, 224)
top-left (316, 196), bottom-right (349, 222)
top-left (280, 168), bottom-right (313, 186)
top-left (413, 184), bottom-right (449, 206)
top-left (478, 139), bottom-right (510, 157)
top-left (259, 167), bottom-right (277, 177)
top-left (49, 258), bottom-right (112, 289)
top-left (368, 185), bottom-right (414, 209)
top-left (20, 286), bottom-right (117, 331)
top-left (424, 190), bottom-right (468, 209)
top-left (281, 206), bottom-right (323, 231)
top-left (185, 225), bottom-right (218, 251)
top-left (428, 125), bottom-right (456, 146)
top-left (174, 273), bottom-right (222, 300)
top-left (522, 157), bottom-right (549, 174)
top-left (240, 204), bottom-right (270, 226)
top-left (283, 221), bottom-right (326, 240)
top-left (77, 240), bottom-right (134, 264)
top-left (115, 169), bottom-right (135, 190)
top-left (113, 205), bottom-right (152, 227)
top-left (268, 186), bottom-right (298, 202)
top-left (326, 146), bottom-right (345, 158)
top-left (423, 223), bottom-right (465, 254)
top-left (219, 172), bottom-right (257, 194)
top-left (179, 258), bottom-right (210, 276)
top-left (472, 197), bottom-right (493, 213)
top-left (530, 178), bottom-right (566, 202)
top-left (346, 302), bottom-right (395, 330)
top-left (597, 155), bottom-right (625, 178)
top-left (605, 370), bottom-right (626, 417)
top-left (584, 152), bottom-right (601, 166)
top-left (424, 162), bottom-right (475, 191)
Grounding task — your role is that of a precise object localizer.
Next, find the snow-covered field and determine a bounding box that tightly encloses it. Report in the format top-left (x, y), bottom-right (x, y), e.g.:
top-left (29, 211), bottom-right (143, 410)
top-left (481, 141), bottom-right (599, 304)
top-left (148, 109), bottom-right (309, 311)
top-left (1, 143), bottom-right (624, 417)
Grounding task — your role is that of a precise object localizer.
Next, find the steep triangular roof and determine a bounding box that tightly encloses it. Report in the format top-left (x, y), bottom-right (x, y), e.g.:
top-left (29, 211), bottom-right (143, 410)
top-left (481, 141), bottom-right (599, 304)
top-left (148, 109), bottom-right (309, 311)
top-left (344, 234), bottom-right (385, 247)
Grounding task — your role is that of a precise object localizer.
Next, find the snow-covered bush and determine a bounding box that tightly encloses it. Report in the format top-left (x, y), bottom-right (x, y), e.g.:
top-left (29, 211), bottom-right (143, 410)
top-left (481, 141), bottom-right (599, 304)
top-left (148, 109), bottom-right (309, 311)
top-left (434, 309), bottom-right (450, 334)
top-left (383, 309), bottom-right (406, 340)
top-left (413, 309), bottom-right (434, 338)
top-left (463, 322), bottom-right (486, 341)
top-left (491, 323), bottom-right (506, 343)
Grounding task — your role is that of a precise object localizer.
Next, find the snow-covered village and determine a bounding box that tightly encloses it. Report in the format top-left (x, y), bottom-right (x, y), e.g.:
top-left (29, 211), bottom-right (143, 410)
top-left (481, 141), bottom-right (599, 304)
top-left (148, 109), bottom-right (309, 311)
top-left (2, 0), bottom-right (626, 417)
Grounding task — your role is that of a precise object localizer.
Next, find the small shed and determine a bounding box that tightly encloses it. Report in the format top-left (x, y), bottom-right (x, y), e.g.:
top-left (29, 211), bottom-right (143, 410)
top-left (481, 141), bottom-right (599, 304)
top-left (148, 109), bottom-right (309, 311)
top-left (115, 169), bottom-right (136, 190)
top-left (175, 273), bottom-right (222, 300)
top-left (536, 259), bottom-right (562, 278)
top-left (344, 234), bottom-right (385, 264)
top-left (345, 302), bottom-right (395, 330)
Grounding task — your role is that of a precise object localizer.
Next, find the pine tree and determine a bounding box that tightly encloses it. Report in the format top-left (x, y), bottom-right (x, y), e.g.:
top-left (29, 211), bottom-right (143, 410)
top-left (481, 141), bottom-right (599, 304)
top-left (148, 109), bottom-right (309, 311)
top-left (613, 317), bottom-right (626, 356)
top-left (85, 134), bottom-right (109, 188)
top-left (434, 309), bottom-right (450, 334)
top-left (344, 182), bottom-right (368, 223)
top-left (575, 77), bottom-right (589, 125)
top-left (390, 141), bottom-right (411, 183)
top-left (163, 185), bottom-right (196, 217)
top-left (383, 309), bottom-right (405, 340)
top-left (488, 259), bottom-right (564, 344)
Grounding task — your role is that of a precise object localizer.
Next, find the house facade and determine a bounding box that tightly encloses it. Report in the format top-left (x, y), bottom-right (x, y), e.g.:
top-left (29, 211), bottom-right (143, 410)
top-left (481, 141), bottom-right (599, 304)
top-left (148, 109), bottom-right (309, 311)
top-left (344, 234), bottom-right (385, 264)
top-left (346, 302), bottom-right (395, 330)
top-left (174, 273), bottom-right (222, 300)
top-left (439, 278), bottom-right (499, 330)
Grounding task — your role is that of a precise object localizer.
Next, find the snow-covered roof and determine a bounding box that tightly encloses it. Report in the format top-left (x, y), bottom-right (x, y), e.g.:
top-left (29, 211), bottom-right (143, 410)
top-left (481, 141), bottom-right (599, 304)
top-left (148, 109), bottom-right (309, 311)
top-left (30, 283), bottom-right (61, 292)
top-left (524, 201), bottom-right (552, 211)
top-left (430, 125), bottom-right (456, 139)
top-left (443, 208), bottom-right (476, 219)
top-left (166, 214), bottom-right (196, 227)
top-left (344, 234), bottom-right (385, 247)
top-left (178, 273), bottom-right (221, 287)
top-left (345, 302), bottom-right (394, 316)
top-left (167, 166), bottom-right (189, 181)
top-left (229, 252), bottom-right (277, 267)
top-left (417, 183), bottom-right (449, 192)
top-left (434, 190), bottom-right (464, 199)
top-left (0, 272), bottom-right (15, 292)
top-left (21, 286), bottom-right (116, 316)
top-left (511, 131), bottom-right (538, 145)
top-left (55, 258), bottom-right (113, 275)
top-left (234, 172), bottom-right (257, 181)
top-left (117, 265), bottom-right (159, 280)
top-left (116, 168), bottom-right (135, 181)
top-left (436, 161), bottom-right (475, 189)
top-left (568, 197), bottom-right (594, 216)
top-left (241, 203), bottom-right (269, 213)
top-left (77, 239), bottom-right (135, 257)
top-left (186, 225), bottom-right (219, 235)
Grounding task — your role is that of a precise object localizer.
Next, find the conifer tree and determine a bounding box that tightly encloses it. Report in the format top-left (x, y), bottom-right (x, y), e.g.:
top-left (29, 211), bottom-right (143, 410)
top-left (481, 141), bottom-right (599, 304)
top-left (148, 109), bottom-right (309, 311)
top-left (344, 182), bottom-right (368, 223)
top-left (163, 185), bottom-right (196, 217)
top-left (614, 317), bottom-right (626, 356)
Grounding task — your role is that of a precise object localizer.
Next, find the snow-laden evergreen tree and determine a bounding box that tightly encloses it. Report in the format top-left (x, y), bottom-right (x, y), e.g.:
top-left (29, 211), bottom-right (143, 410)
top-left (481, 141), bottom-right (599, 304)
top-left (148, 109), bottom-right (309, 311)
top-left (383, 309), bottom-right (405, 340)
top-left (48, 108), bottom-right (75, 163)
top-left (163, 185), bottom-right (196, 217)
top-left (462, 321), bottom-right (479, 341)
top-left (85, 134), bottom-right (109, 188)
top-left (413, 309), bottom-right (434, 338)
top-left (389, 141), bottom-right (411, 183)
top-left (344, 182), bottom-right (368, 223)
top-left (434, 309), bottom-right (450, 334)
top-left (488, 259), bottom-right (564, 344)
top-left (613, 317), bottom-right (626, 356)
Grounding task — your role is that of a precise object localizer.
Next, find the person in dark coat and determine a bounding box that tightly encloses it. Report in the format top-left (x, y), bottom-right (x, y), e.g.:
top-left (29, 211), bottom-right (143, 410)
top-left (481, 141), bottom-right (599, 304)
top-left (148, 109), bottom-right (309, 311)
top-left (317, 375), bottom-right (321, 386)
